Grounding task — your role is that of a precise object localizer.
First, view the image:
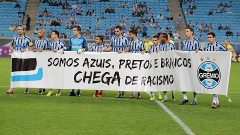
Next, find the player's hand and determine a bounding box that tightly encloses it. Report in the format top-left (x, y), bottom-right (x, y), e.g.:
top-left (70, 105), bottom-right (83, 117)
top-left (53, 49), bottom-right (57, 52)
top-left (33, 49), bottom-right (37, 52)
top-left (149, 51), bottom-right (153, 54)
top-left (118, 50), bottom-right (123, 53)
top-left (82, 50), bottom-right (85, 52)
top-left (40, 49), bottom-right (43, 52)
top-left (156, 50), bottom-right (159, 53)
top-left (99, 49), bottom-right (104, 53)
top-left (21, 49), bottom-right (25, 52)
top-left (10, 48), bottom-right (14, 53)
top-left (140, 51), bottom-right (145, 54)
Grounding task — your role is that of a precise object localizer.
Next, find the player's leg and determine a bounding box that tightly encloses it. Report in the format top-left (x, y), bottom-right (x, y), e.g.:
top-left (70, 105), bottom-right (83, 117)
top-left (7, 88), bottom-right (14, 94)
top-left (179, 92), bottom-right (188, 105)
top-left (150, 91), bottom-right (155, 100)
top-left (129, 91), bottom-right (135, 98)
top-left (172, 91), bottom-right (176, 101)
top-left (157, 91), bottom-right (162, 100)
top-left (162, 91), bottom-right (168, 102)
top-left (116, 91), bottom-right (122, 98)
top-left (137, 91), bottom-right (141, 99)
top-left (69, 89), bottom-right (76, 96)
top-left (98, 90), bottom-right (103, 97)
top-left (24, 88), bottom-right (29, 94)
top-left (121, 91), bottom-right (125, 98)
top-left (191, 92), bottom-right (197, 105)
top-left (56, 89), bottom-right (61, 96)
top-left (212, 94), bottom-right (220, 108)
top-left (76, 89), bottom-right (81, 96)
top-left (93, 90), bottom-right (99, 97)
top-left (46, 89), bottom-right (53, 96)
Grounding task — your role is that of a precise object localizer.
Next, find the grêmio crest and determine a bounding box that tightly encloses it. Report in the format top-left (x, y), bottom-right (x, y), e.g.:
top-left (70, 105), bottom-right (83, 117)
top-left (197, 57), bottom-right (221, 89)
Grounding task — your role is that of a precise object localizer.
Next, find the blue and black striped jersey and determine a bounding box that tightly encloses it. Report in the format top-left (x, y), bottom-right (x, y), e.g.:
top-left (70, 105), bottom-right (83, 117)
top-left (48, 40), bottom-right (65, 51)
top-left (110, 36), bottom-right (128, 52)
top-left (90, 44), bottom-right (108, 52)
top-left (182, 38), bottom-right (200, 51)
top-left (128, 39), bottom-right (145, 53)
top-left (11, 35), bottom-right (32, 51)
top-left (203, 42), bottom-right (228, 51)
top-left (34, 38), bottom-right (49, 51)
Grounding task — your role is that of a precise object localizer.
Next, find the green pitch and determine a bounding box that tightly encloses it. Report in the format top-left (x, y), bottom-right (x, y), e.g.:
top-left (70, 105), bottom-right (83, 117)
top-left (0, 57), bottom-right (240, 135)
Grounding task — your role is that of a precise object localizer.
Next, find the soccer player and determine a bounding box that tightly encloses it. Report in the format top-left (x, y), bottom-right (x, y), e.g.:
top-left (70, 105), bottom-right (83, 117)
top-left (68, 26), bottom-right (88, 97)
top-left (100, 25), bottom-right (128, 98)
top-left (7, 26), bottom-right (33, 94)
top-left (46, 30), bottom-right (66, 96)
top-left (148, 34), bottom-right (163, 101)
top-left (33, 29), bottom-right (49, 95)
top-left (124, 29), bottom-right (145, 99)
top-left (159, 33), bottom-right (176, 102)
top-left (144, 36), bottom-right (153, 52)
top-left (180, 27), bottom-right (201, 105)
top-left (203, 32), bottom-right (228, 108)
top-left (90, 35), bottom-right (108, 97)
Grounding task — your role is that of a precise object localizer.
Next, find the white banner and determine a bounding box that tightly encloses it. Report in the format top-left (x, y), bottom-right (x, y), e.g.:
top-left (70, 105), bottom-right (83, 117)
top-left (10, 51), bottom-right (232, 95)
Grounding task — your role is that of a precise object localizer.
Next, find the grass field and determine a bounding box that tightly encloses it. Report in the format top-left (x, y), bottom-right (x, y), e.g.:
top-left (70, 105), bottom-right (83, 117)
top-left (0, 57), bottom-right (240, 135)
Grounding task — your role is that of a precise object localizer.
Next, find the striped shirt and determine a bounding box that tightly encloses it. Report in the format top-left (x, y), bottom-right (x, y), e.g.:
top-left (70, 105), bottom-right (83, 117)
top-left (128, 39), bottom-right (145, 53)
top-left (148, 44), bottom-right (161, 53)
top-left (182, 38), bottom-right (200, 51)
top-left (34, 38), bottom-right (49, 51)
top-left (203, 42), bottom-right (228, 52)
top-left (90, 44), bottom-right (108, 52)
top-left (110, 36), bottom-right (128, 52)
top-left (159, 42), bottom-right (175, 51)
top-left (69, 36), bottom-right (88, 51)
top-left (48, 40), bottom-right (65, 51)
top-left (11, 35), bottom-right (32, 51)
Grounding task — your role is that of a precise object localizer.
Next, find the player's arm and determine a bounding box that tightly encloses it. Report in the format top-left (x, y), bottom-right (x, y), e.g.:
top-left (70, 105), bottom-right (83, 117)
top-left (101, 37), bottom-right (113, 52)
top-left (124, 46), bottom-right (130, 53)
top-left (82, 37), bottom-right (88, 52)
top-left (229, 45), bottom-right (235, 52)
top-left (148, 46), bottom-right (153, 54)
top-left (33, 40), bottom-right (37, 52)
top-left (43, 40), bottom-right (50, 51)
top-left (140, 41), bottom-right (146, 54)
top-left (10, 39), bottom-right (14, 53)
top-left (195, 41), bottom-right (201, 53)
top-left (68, 38), bottom-right (72, 51)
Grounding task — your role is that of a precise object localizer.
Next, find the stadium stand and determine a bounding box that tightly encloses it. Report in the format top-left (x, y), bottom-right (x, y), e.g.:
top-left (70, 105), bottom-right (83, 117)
top-left (182, 0), bottom-right (240, 42)
top-left (0, 0), bottom-right (27, 37)
top-left (35, 0), bottom-right (176, 40)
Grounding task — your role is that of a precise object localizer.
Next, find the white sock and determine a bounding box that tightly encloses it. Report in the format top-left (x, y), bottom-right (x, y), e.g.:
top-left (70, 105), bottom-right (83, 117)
top-left (183, 92), bottom-right (188, 100)
top-left (163, 91), bottom-right (168, 99)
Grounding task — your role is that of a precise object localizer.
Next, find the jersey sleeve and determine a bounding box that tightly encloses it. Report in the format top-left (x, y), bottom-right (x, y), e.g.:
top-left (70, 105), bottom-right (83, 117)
top-left (140, 40), bottom-right (145, 51)
top-left (181, 41), bottom-right (185, 51)
top-left (44, 39), bottom-right (49, 50)
top-left (110, 36), bottom-right (114, 46)
top-left (170, 43), bottom-right (175, 50)
top-left (219, 44), bottom-right (228, 51)
top-left (194, 39), bottom-right (201, 50)
top-left (25, 37), bottom-right (32, 49)
top-left (60, 41), bottom-right (65, 49)
top-left (124, 37), bottom-right (129, 48)
top-left (90, 45), bottom-right (95, 52)
top-left (203, 44), bottom-right (207, 51)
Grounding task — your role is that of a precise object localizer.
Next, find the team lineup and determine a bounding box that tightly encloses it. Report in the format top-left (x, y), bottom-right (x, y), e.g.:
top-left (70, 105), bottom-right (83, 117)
top-left (7, 25), bottom-right (230, 108)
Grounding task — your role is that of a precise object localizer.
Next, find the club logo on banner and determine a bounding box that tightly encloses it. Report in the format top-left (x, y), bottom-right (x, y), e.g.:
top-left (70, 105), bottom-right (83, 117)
top-left (11, 58), bottom-right (43, 82)
top-left (197, 57), bottom-right (221, 89)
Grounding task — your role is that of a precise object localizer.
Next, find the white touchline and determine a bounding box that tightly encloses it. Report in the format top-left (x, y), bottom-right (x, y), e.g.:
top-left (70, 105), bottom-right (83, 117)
top-left (147, 92), bottom-right (195, 135)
